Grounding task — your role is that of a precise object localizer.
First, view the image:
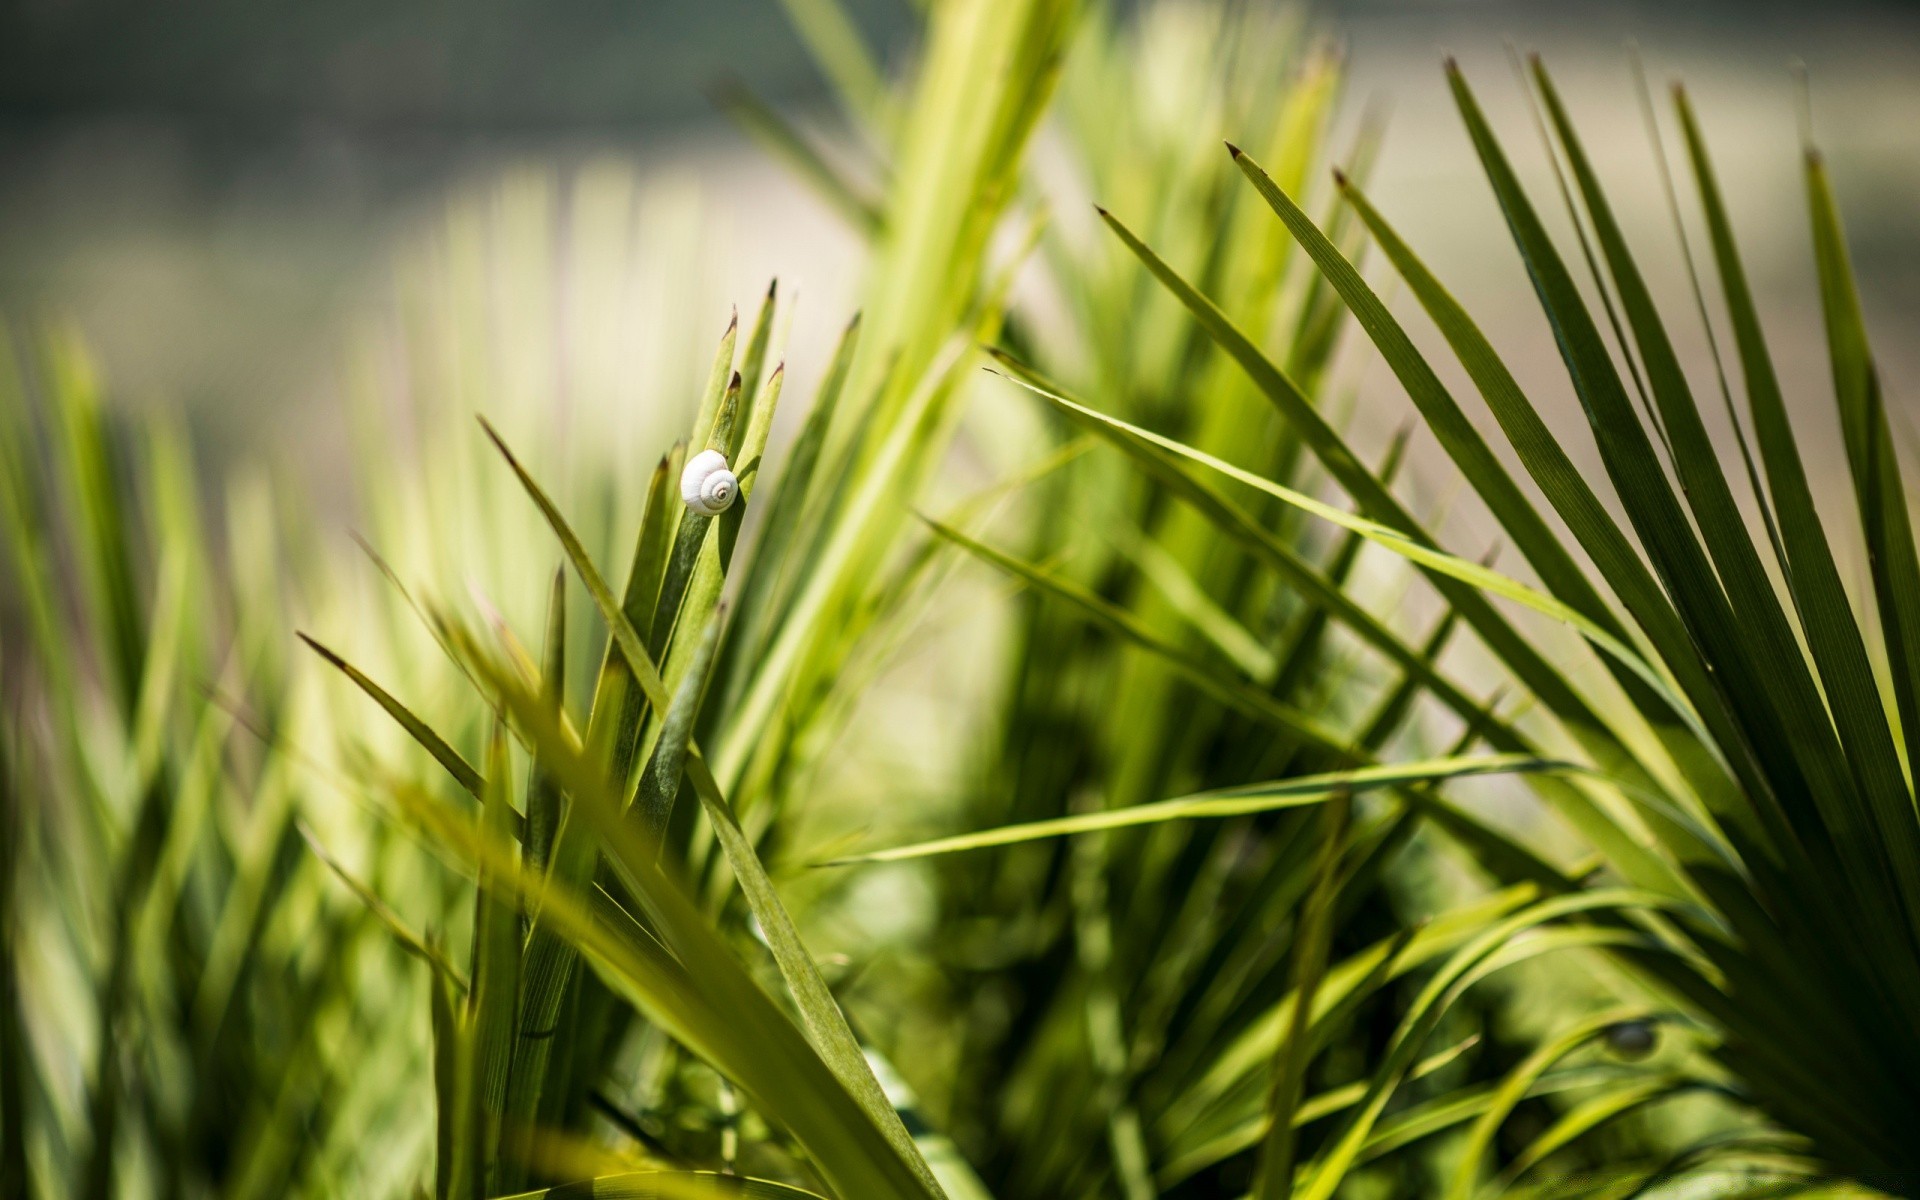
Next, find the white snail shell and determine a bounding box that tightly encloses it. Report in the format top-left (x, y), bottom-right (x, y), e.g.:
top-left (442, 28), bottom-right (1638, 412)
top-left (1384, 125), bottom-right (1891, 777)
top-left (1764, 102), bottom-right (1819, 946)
top-left (680, 448), bottom-right (739, 515)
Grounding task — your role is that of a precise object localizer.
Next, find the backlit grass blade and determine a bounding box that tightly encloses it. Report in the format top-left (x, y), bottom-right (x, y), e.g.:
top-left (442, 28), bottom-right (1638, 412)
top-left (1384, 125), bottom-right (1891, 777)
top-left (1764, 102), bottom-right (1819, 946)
top-left (495, 1168), bottom-right (829, 1197)
top-left (1332, 172), bottom-right (1758, 839)
top-left (661, 364), bottom-right (784, 720)
top-left (926, 516), bottom-right (1355, 755)
top-left (44, 333), bottom-right (145, 714)
top-left (736, 281), bottom-right (780, 421)
top-left (996, 371), bottom-right (1720, 894)
top-left (469, 636), bottom-right (949, 1199)
top-left (1252, 789), bottom-right (1348, 1200)
top-left (1672, 84), bottom-right (1915, 869)
top-left (1442, 1006), bottom-right (1661, 1200)
top-left (1157, 1037), bottom-right (1481, 1187)
top-left (636, 611), bottom-right (722, 840)
top-left (997, 372), bottom-right (1692, 738)
top-left (1093, 204), bottom-right (1652, 773)
top-left (473, 720), bottom-right (523, 1193)
top-left (1497, 1076), bottom-right (1694, 1190)
top-left (1444, 62), bottom-right (1829, 870)
top-left (713, 82), bottom-right (884, 236)
top-left (690, 312), bottom-right (740, 453)
top-left (0, 718), bottom-right (28, 1200)
top-left (1231, 144), bottom-right (1626, 652)
top-left (1806, 141), bottom-right (1920, 790)
top-left (527, 565), bottom-right (567, 869)
top-left (821, 756), bottom-right (1569, 863)
top-left (775, 0), bottom-right (887, 129)
top-left (1296, 893), bottom-right (1687, 1200)
top-left (1532, 60), bottom-right (1920, 920)
top-left (430, 954), bottom-right (469, 1200)
top-left (988, 350), bottom-right (1501, 738)
top-left (458, 431), bottom-right (951, 1194)
top-left (298, 632), bottom-right (485, 800)
top-left (478, 417), bottom-right (672, 707)
top-left (627, 449), bottom-right (684, 636)
top-left (1269, 430), bottom-right (1409, 704)
top-left (1231, 143), bottom-right (1746, 813)
top-left (298, 821), bottom-right (468, 990)
top-left (653, 375), bottom-right (741, 656)
top-left (1110, 516), bottom-right (1278, 683)
top-left (1157, 886), bottom-right (1544, 1162)
top-left (725, 313), bottom-right (861, 679)
top-left (398, 654), bottom-right (943, 1200)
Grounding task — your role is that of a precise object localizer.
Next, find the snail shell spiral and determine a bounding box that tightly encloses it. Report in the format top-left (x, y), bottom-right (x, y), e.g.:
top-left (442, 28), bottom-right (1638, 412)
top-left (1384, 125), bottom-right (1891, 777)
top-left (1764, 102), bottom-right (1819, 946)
top-left (680, 448), bottom-right (739, 515)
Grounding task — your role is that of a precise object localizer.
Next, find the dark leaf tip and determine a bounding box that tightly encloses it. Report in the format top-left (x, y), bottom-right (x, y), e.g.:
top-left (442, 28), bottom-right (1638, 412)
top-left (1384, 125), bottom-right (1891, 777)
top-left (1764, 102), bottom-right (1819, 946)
top-left (297, 631), bottom-right (343, 668)
top-left (476, 414), bottom-right (510, 454)
top-left (1224, 141), bottom-right (1243, 159)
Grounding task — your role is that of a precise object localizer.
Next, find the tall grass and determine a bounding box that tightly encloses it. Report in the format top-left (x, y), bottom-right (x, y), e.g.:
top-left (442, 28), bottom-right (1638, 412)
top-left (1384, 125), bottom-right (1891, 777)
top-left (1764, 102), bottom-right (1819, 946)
top-left (4, 1), bottom-right (1917, 1198)
top-left (1002, 41), bottom-right (1920, 1199)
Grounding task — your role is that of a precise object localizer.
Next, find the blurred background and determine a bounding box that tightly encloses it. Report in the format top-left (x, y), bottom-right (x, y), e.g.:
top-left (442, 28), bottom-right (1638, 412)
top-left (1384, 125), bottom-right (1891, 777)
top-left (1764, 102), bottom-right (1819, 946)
top-left (2, 0), bottom-right (1917, 502)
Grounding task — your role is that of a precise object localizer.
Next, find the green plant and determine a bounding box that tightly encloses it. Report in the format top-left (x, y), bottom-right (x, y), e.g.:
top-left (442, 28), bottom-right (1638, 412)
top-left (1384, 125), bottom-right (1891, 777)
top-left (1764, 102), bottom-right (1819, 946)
top-left (11, 1), bottom-right (1915, 1197)
top-left (0, 325), bottom-right (458, 1196)
top-left (725, 7), bottom-right (1643, 1198)
top-left (992, 43), bottom-right (1920, 1197)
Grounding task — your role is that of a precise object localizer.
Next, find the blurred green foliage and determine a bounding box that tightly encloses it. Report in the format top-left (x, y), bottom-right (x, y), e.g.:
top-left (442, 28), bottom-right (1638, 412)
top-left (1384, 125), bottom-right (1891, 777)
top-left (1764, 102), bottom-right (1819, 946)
top-left (4, 2), bottom-right (1918, 1199)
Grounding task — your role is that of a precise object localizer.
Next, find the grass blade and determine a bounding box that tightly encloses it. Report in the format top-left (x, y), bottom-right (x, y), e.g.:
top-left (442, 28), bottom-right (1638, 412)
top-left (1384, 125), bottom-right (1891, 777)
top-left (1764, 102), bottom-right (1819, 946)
top-left (1806, 142), bottom-right (1920, 792)
top-left (299, 632), bottom-right (485, 801)
top-left (1254, 789), bottom-right (1348, 1200)
top-left (474, 720), bottom-right (524, 1192)
top-left (927, 516), bottom-right (1355, 755)
top-left (636, 610), bottom-right (722, 840)
top-left (821, 755), bottom-right (1569, 864)
top-left (470, 438), bottom-right (949, 1196)
top-left (0, 719), bottom-right (28, 1200)
top-left (713, 82), bottom-right (884, 236)
top-left (528, 565), bottom-right (567, 870)
top-left (496, 1169), bottom-right (829, 1198)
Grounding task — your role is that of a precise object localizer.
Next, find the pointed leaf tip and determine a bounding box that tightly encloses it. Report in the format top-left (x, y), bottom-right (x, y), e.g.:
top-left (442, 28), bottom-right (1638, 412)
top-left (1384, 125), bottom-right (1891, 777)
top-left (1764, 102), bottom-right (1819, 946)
top-left (766, 277), bottom-right (778, 298)
top-left (1331, 165), bottom-right (1350, 188)
top-left (476, 413), bottom-right (511, 457)
top-left (296, 631), bottom-right (344, 668)
top-left (728, 370), bottom-right (743, 390)
top-left (1224, 141), bottom-right (1243, 159)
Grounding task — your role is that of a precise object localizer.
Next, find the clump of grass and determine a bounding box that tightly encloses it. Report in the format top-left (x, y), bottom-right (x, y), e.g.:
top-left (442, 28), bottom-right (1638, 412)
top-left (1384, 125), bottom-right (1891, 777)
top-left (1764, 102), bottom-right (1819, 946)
top-left (7, 1), bottom-right (1917, 1197)
top-left (1020, 39), bottom-right (1920, 1197)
